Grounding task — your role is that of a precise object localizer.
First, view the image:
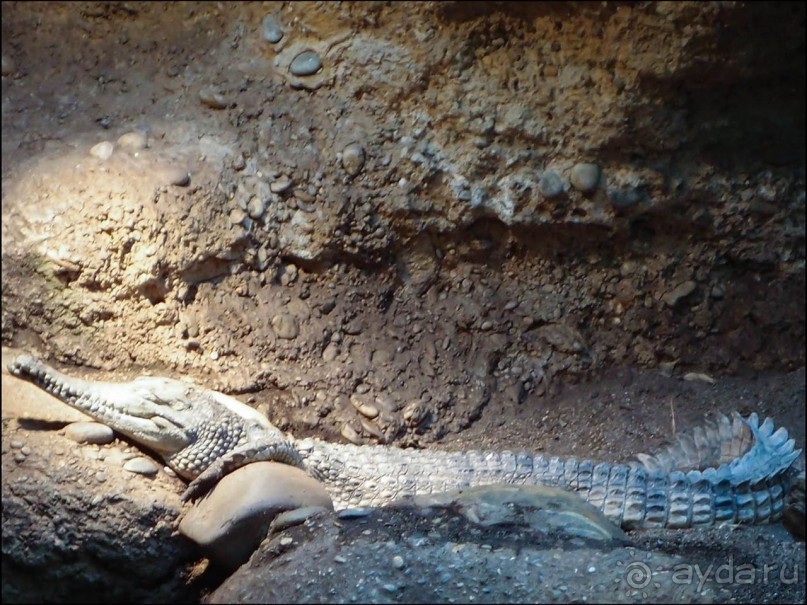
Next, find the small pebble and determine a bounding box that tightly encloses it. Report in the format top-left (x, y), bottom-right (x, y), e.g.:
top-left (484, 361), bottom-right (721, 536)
top-left (95, 471), bottom-right (107, 483)
top-left (683, 372), bottom-right (716, 385)
top-left (230, 208), bottom-right (247, 225)
top-left (261, 15), bottom-right (284, 43)
top-left (64, 422), bottom-right (115, 445)
top-left (356, 403), bottom-right (379, 420)
top-left (341, 143), bottom-right (366, 176)
top-left (340, 423), bottom-right (364, 445)
top-left (296, 198), bottom-right (316, 213)
top-left (343, 319), bottom-right (363, 335)
top-left (279, 536), bottom-right (293, 546)
top-left (199, 87), bottom-right (229, 109)
top-left (337, 507), bottom-right (374, 519)
top-left (289, 50), bottom-right (322, 76)
top-left (294, 188), bottom-right (316, 204)
top-left (322, 343), bottom-right (339, 362)
top-left (663, 280), bottom-right (697, 307)
top-left (160, 165), bottom-right (190, 187)
top-left (570, 163), bottom-right (601, 193)
top-left (90, 141), bottom-right (114, 160)
top-left (360, 418), bottom-right (385, 442)
top-left (247, 196), bottom-right (265, 219)
top-left (282, 263), bottom-right (297, 285)
top-left (270, 175), bottom-right (292, 193)
top-left (117, 131), bottom-right (148, 151)
top-left (540, 171), bottom-right (565, 198)
top-left (392, 555), bottom-right (405, 569)
top-left (123, 457), bottom-right (159, 476)
top-left (271, 313), bottom-right (299, 339)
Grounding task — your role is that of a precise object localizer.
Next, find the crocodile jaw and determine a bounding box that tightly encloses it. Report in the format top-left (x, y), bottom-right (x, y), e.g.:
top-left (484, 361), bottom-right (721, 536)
top-left (8, 354), bottom-right (193, 455)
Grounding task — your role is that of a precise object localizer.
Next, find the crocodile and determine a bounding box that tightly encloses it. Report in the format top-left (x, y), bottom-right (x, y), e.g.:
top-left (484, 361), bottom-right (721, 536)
top-left (6, 353), bottom-right (804, 531)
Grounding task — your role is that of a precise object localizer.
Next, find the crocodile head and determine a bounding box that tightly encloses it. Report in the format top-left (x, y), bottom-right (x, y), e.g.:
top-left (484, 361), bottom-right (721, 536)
top-left (7, 354), bottom-right (283, 479)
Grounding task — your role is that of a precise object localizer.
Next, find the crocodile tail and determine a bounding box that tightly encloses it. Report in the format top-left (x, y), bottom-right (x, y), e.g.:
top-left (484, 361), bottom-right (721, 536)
top-left (635, 412), bottom-right (796, 475)
top-left (636, 412), bottom-right (801, 484)
top-left (723, 414), bottom-right (801, 485)
top-left (635, 412), bottom-right (750, 473)
top-left (630, 413), bottom-right (802, 528)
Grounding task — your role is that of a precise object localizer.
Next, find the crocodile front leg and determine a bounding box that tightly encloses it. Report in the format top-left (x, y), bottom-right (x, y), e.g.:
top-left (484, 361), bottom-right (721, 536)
top-left (180, 440), bottom-right (314, 501)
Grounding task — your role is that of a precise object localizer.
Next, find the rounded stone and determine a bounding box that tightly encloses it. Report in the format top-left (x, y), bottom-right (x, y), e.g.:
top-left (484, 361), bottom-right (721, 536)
top-left (539, 171), bottom-right (565, 198)
top-left (337, 507), bottom-right (374, 519)
top-left (230, 208), bottom-right (247, 225)
top-left (179, 462), bottom-right (333, 569)
top-left (662, 280), bottom-right (697, 307)
top-left (271, 313), bottom-right (299, 339)
top-left (358, 403), bottom-right (379, 420)
top-left (289, 50), bottom-right (322, 76)
top-left (123, 456), bottom-right (159, 476)
top-left (117, 131), bottom-right (148, 151)
top-left (261, 15), bottom-right (284, 43)
top-left (570, 163), bottom-right (601, 193)
top-left (160, 165), bottom-right (190, 187)
top-left (340, 422), bottom-right (364, 445)
top-left (270, 175), bottom-right (292, 193)
top-left (341, 143), bottom-right (366, 176)
top-left (89, 141), bottom-right (114, 160)
top-left (64, 422), bottom-right (115, 445)
top-left (246, 195), bottom-right (265, 219)
top-left (322, 342), bottom-right (339, 361)
top-left (351, 395), bottom-right (380, 420)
